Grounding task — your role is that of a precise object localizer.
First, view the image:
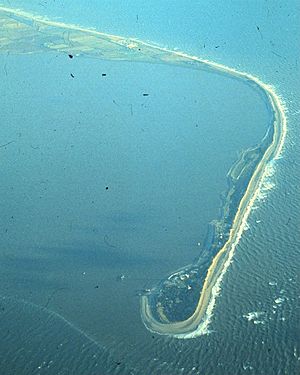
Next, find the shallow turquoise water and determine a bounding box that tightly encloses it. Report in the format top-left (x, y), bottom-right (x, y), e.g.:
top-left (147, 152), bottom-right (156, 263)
top-left (0, 1), bottom-right (299, 374)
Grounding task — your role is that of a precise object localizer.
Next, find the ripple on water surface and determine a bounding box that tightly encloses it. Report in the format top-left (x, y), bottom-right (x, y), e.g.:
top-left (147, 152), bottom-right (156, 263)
top-left (0, 296), bottom-right (134, 375)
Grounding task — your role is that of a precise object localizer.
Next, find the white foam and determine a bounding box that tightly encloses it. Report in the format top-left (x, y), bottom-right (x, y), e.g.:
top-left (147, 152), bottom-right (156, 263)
top-left (274, 297), bottom-right (285, 304)
top-left (243, 311), bottom-right (267, 325)
top-left (268, 281), bottom-right (277, 286)
top-left (243, 222), bottom-right (250, 232)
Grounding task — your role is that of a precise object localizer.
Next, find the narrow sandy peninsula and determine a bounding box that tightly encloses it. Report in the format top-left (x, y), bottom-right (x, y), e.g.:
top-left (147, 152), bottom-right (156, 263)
top-left (0, 5), bottom-right (287, 338)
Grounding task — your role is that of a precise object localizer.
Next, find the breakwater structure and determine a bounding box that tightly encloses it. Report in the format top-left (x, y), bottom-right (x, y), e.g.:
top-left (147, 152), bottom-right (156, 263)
top-left (0, 5), bottom-right (287, 338)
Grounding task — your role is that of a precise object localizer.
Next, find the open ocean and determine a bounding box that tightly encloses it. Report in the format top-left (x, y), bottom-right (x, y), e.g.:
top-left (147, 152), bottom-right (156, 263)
top-left (0, 1), bottom-right (299, 374)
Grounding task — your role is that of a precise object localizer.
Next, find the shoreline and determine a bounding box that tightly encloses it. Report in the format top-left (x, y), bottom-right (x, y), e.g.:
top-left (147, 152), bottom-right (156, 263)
top-left (0, 5), bottom-right (287, 338)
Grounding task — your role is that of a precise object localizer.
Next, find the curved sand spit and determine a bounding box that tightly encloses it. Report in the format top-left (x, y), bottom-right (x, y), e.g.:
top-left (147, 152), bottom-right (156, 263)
top-left (0, 5), bottom-right (287, 338)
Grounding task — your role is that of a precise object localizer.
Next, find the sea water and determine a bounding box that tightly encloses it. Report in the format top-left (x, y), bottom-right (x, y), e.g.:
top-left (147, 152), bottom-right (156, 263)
top-left (0, 1), bottom-right (299, 374)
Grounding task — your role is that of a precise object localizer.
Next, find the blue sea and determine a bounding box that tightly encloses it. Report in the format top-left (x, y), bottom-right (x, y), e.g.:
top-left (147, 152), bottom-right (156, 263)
top-left (0, 1), bottom-right (299, 374)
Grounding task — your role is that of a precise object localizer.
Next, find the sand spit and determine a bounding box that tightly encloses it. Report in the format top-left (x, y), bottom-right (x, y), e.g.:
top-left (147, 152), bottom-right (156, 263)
top-left (0, 5), bottom-right (287, 338)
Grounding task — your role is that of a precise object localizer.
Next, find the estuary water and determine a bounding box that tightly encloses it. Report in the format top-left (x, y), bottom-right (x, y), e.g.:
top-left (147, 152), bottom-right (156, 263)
top-left (0, 1), bottom-right (299, 375)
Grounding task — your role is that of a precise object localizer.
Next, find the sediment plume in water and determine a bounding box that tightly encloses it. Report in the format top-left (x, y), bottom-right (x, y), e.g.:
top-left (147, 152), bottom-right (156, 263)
top-left (0, 5), bottom-right (287, 338)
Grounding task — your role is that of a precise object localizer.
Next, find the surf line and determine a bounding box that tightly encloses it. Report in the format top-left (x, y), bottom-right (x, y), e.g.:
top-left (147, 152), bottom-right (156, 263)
top-left (0, 5), bottom-right (287, 338)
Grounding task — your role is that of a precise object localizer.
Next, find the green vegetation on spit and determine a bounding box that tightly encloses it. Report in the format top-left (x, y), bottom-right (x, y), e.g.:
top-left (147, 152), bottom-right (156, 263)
top-left (0, 5), bottom-right (286, 338)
